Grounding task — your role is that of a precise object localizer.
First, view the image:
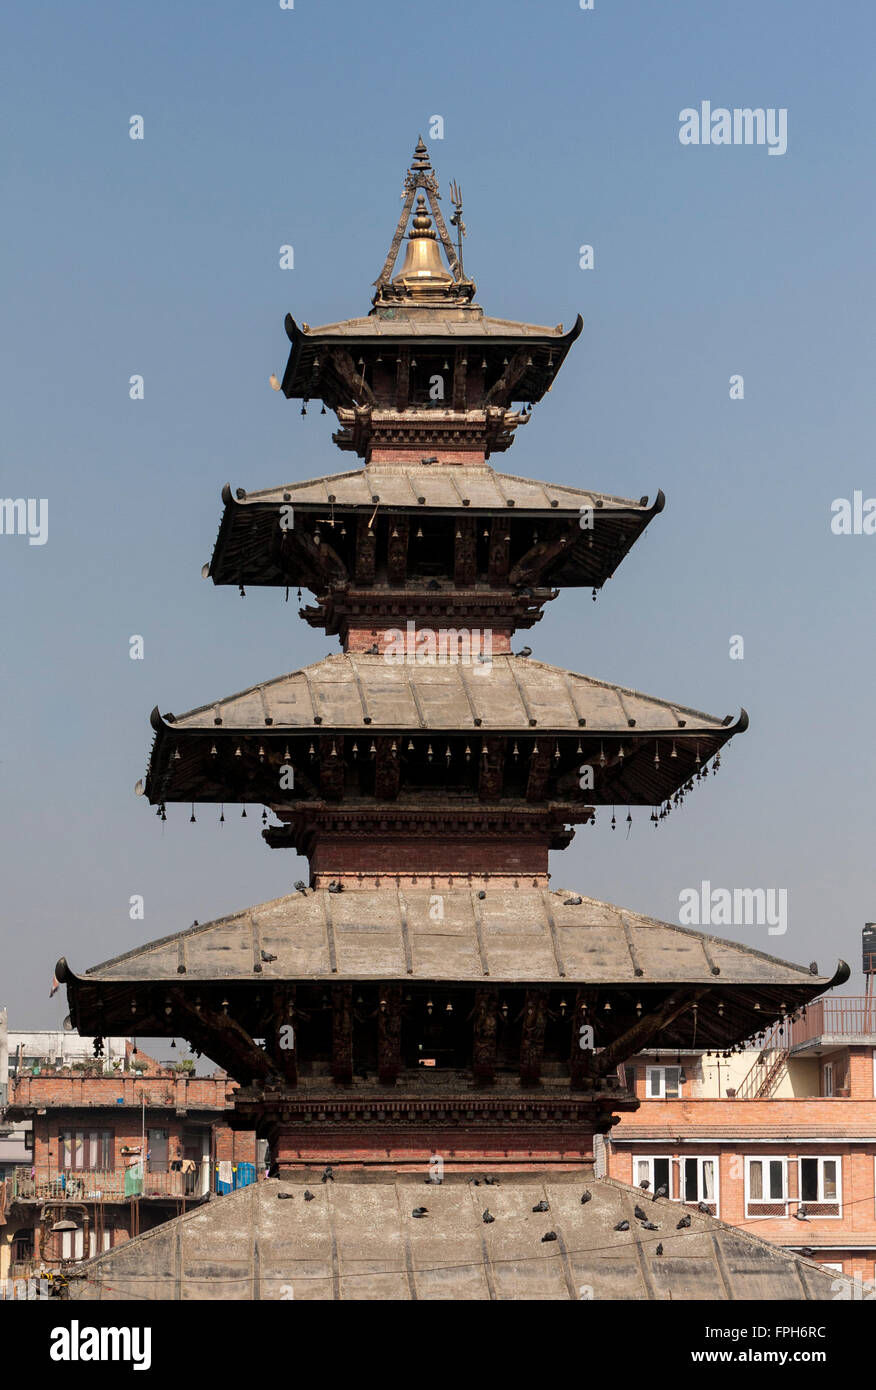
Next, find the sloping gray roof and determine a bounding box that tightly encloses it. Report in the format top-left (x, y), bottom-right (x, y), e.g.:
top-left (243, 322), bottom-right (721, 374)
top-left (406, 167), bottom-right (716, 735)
top-left (70, 888), bottom-right (830, 989)
top-left (228, 466), bottom-right (655, 515)
top-left (66, 1173), bottom-right (851, 1301)
top-left (292, 313), bottom-right (576, 341)
top-left (155, 653), bottom-right (741, 736)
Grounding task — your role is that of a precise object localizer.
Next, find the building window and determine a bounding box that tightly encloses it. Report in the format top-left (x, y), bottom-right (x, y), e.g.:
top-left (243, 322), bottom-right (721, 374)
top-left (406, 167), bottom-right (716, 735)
top-left (681, 1156), bottom-right (719, 1215)
top-left (58, 1129), bottom-right (113, 1171)
top-left (745, 1156), bottom-right (788, 1217)
top-left (799, 1157), bottom-right (841, 1217)
top-left (645, 1066), bottom-right (681, 1099)
top-left (633, 1155), bottom-right (672, 1197)
top-left (147, 1129), bottom-right (169, 1174)
top-left (823, 1063), bottom-right (833, 1097)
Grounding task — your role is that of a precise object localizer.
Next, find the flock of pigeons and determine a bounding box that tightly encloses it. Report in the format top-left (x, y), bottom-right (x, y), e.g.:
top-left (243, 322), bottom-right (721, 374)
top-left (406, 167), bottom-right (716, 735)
top-left (277, 1171), bottom-right (709, 1256)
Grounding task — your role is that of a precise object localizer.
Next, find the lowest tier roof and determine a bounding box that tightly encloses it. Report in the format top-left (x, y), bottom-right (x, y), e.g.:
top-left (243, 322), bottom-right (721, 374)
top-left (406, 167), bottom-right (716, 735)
top-left (66, 1172), bottom-right (850, 1302)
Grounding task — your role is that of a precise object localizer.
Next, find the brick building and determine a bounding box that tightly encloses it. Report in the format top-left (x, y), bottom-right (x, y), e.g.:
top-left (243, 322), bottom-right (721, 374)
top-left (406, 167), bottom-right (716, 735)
top-left (0, 1036), bottom-right (257, 1286)
top-left (606, 993), bottom-right (876, 1284)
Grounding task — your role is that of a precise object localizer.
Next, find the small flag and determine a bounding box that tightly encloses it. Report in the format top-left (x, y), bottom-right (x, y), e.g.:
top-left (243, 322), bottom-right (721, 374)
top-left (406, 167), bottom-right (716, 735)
top-left (49, 975), bottom-right (59, 998)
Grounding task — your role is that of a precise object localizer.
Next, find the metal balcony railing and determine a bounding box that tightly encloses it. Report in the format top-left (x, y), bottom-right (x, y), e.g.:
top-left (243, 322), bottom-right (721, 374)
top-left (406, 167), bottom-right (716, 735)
top-left (11, 1165), bottom-right (207, 1201)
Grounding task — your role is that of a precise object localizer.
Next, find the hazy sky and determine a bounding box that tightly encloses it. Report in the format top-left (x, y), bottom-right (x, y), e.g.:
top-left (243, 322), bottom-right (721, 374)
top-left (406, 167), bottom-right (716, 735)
top-left (2, 0), bottom-right (874, 1036)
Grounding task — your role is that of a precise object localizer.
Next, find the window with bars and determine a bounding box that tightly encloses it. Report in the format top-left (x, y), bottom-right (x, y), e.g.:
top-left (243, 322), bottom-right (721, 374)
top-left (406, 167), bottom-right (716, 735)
top-left (800, 1157), bottom-right (841, 1216)
top-left (633, 1155), bottom-right (672, 1196)
top-left (681, 1156), bottom-right (719, 1215)
top-left (58, 1129), bottom-right (113, 1171)
top-left (745, 1157), bottom-right (788, 1217)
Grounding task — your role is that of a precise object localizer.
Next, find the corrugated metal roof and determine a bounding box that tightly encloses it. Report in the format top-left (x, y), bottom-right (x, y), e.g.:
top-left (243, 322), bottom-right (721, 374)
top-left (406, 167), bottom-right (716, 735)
top-left (234, 465), bottom-right (650, 514)
top-left (157, 653), bottom-right (737, 736)
top-left (66, 1173), bottom-right (850, 1301)
top-left (74, 888), bottom-right (826, 988)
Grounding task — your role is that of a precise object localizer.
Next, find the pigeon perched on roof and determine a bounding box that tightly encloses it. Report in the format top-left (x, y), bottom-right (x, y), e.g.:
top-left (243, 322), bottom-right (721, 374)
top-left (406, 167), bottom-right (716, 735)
top-left (541, 1231), bottom-right (557, 1243)
top-left (652, 1185), bottom-right (667, 1202)
top-left (515, 647), bottom-right (532, 658)
top-left (321, 1166), bottom-right (334, 1183)
top-left (676, 1214), bottom-right (691, 1229)
top-left (482, 1209), bottom-right (495, 1224)
top-left (580, 1190), bottom-right (592, 1204)
top-left (303, 1190), bottom-right (315, 1202)
top-left (655, 1243), bottom-right (664, 1256)
top-left (483, 1174), bottom-right (499, 1186)
top-left (640, 1221), bottom-right (659, 1231)
top-left (532, 1200), bottom-right (549, 1213)
top-left (697, 1202), bottom-right (711, 1214)
top-left (294, 881), bottom-right (307, 894)
top-left (639, 1180), bottom-right (650, 1190)
top-left (260, 949), bottom-right (277, 963)
top-left (793, 1207), bottom-right (809, 1221)
top-left (633, 1205), bottom-right (647, 1222)
top-left (614, 1220), bottom-right (630, 1232)
top-left (277, 1191), bottom-right (294, 1200)
top-left (564, 895), bottom-right (583, 906)
top-left (412, 1207), bottom-right (428, 1218)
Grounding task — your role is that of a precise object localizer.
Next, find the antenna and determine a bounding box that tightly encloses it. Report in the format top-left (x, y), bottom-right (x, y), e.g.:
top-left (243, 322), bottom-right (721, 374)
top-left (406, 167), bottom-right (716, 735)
top-left (449, 180), bottom-right (466, 277)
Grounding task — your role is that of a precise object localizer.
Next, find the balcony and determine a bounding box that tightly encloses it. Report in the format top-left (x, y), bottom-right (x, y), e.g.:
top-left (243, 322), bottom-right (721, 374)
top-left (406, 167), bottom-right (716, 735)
top-left (10, 1165), bottom-right (207, 1201)
top-left (788, 996), bottom-right (876, 1051)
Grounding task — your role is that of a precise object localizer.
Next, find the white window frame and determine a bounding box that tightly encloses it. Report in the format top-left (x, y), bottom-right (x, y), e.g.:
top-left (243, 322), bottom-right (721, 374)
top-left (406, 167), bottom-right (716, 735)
top-left (820, 1262), bottom-right (843, 1273)
top-left (798, 1155), bottom-right (842, 1216)
top-left (680, 1155), bottom-right (720, 1216)
top-left (745, 1155), bottom-right (789, 1217)
top-left (645, 1066), bottom-right (681, 1099)
top-left (823, 1063), bottom-right (834, 1097)
top-left (632, 1154), bottom-right (674, 1198)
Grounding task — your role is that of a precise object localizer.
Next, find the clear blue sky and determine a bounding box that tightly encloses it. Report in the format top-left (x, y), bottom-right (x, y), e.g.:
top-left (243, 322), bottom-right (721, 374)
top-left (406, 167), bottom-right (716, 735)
top-left (2, 0), bottom-right (875, 1036)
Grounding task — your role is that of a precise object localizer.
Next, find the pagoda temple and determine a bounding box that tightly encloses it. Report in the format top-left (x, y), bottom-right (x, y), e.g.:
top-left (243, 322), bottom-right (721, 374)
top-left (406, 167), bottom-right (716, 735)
top-left (57, 140), bottom-right (850, 1301)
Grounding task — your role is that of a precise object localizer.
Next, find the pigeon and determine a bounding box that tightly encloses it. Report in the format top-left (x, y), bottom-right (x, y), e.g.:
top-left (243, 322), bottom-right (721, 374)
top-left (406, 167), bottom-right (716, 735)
top-left (260, 949), bottom-right (277, 962)
top-left (655, 1243), bottom-right (664, 1256)
top-left (580, 1191), bottom-right (592, 1205)
top-left (277, 1191), bottom-right (294, 1200)
top-left (633, 1205), bottom-right (647, 1222)
top-left (640, 1221), bottom-right (659, 1231)
top-left (327, 880), bottom-right (344, 894)
top-left (482, 1210), bottom-right (495, 1224)
top-left (532, 1200), bottom-right (549, 1213)
top-left (652, 1185), bottom-right (667, 1202)
top-left (412, 1207), bottom-right (428, 1218)
top-left (676, 1214), bottom-right (691, 1229)
top-left (368, 644), bottom-right (379, 655)
top-left (321, 1166), bottom-right (334, 1183)
top-left (614, 1220), bottom-right (630, 1232)
top-left (294, 880), bottom-right (307, 894)
top-left (697, 1202), bottom-right (711, 1214)
top-left (793, 1208), bottom-right (809, 1221)
top-left (515, 647), bottom-right (532, 658)
top-left (483, 1175), bottom-right (499, 1186)
top-left (304, 1190), bottom-right (315, 1202)
top-left (541, 1231), bottom-right (558, 1243)
top-left (477, 890), bottom-right (487, 900)
top-left (469, 1178), bottom-right (481, 1187)
top-left (639, 1180), bottom-right (650, 1191)
top-left (564, 895), bottom-right (583, 906)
